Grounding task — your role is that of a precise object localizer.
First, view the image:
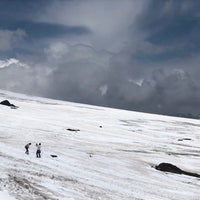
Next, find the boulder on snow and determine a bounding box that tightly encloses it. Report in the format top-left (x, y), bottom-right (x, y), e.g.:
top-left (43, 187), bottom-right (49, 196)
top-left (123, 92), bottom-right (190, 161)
top-left (67, 128), bottom-right (80, 132)
top-left (178, 138), bottom-right (192, 141)
top-left (155, 163), bottom-right (182, 174)
top-left (0, 100), bottom-right (18, 109)
top-left (50, 155), bottom-right (58, 158)
top-left (155, 163), bottom-right (200, 178)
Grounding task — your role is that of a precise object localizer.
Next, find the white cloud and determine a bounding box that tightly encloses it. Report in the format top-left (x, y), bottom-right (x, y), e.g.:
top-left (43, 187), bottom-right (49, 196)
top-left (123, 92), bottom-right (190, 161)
top-left (0, 58), bottom-right (19, 69)
top-left (0, 58), bottom-right (29, 69)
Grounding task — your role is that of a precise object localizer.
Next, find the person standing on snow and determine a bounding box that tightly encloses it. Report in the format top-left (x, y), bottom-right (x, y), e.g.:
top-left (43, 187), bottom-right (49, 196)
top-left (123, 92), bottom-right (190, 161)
top-left (25, 143), bottom-right (31, 154)
top-left (36, 143), bottom-right (41, 158)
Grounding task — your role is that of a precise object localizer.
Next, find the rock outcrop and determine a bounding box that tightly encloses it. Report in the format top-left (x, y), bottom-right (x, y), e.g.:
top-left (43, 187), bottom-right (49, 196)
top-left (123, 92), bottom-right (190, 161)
top-left (0, 100), bottom-right (18, 109)
top-left (155, 163), bottom-right (200, 178)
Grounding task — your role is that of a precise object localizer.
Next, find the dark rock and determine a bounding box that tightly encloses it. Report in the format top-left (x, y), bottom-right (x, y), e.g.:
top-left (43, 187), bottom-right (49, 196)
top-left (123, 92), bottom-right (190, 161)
top-left (155, 163), bottom-right (182, 174)
top-left (0, 100), bottom-right (18, 109)
top-left (178, 138), bottom-right (192, 141)
top-left (155, 163), bottom-right (200, 178)
top-left (67, 128), bottom-right (80, 132)
top-left (50, 155), bottom-right (58, 158)
top-left (0, 100), bottom-right (13, 106)
top-left (88, 153), bottom-right (93, 157)
top-left (99, 126), bottom-right (102, 128)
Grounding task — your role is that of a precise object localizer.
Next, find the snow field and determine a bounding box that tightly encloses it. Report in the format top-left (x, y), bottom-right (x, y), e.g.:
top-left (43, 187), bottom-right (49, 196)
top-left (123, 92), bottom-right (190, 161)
top-left (0, 90), bottom-right (199, 199)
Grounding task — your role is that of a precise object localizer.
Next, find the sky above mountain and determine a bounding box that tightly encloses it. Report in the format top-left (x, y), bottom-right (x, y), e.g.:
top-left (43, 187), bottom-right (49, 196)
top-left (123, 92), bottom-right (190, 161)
top-left (0, 0), bottom-right (200, 117)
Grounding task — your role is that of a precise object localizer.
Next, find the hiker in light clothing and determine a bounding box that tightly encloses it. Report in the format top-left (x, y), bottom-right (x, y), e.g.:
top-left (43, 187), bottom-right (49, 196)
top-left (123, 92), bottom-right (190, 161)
top-left (36, 143), bottom-right (41, 158)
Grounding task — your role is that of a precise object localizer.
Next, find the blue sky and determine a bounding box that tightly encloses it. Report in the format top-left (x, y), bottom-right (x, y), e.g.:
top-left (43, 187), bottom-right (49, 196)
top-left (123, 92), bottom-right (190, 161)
top-left (0, 0), bottom-right (200, 117)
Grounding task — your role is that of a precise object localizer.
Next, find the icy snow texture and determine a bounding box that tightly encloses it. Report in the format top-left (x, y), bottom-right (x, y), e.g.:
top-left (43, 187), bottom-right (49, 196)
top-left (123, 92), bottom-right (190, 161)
top-left (0, 89), bottom-right (199, 200)
top-left (0, 191), bottom-right (16, 200)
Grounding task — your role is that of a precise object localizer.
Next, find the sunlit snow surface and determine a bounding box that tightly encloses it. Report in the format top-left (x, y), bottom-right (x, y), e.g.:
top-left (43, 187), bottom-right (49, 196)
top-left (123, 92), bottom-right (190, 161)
top-left (0, 90), bottom-right (199, 200)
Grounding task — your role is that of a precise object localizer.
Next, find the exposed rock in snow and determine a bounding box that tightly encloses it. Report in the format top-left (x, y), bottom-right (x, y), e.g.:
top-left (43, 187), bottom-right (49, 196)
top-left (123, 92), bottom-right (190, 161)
top-left (155, 163), bottom-right (200, 178)
top-left (66, 128), bottom-right (80, 132)
top-left (0, 99), bottom-right (18, 109)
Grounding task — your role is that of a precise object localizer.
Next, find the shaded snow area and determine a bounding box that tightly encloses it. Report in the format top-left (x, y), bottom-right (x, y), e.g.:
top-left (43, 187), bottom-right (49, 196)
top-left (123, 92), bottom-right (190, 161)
top-left (0, 90), bottom-right (200, 200)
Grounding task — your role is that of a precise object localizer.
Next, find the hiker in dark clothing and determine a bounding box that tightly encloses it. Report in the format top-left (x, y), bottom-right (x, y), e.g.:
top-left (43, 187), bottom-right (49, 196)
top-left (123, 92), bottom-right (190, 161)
top-left (36, 143), bottom-right (41, 158)
top-left (25, 143), bottom-right (31, 154)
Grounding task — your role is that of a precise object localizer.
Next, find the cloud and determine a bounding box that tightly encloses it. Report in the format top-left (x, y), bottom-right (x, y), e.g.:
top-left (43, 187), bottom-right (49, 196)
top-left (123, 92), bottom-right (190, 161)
top-left (136, 0), bottom-right (200, 56)
top-left (0, 58), bottom-right (19, 69)
top-left (0, 43), bottom-right (111, 104)
top-left (105, 66), bottom-right (200, 116)
top-left (150, 68), bottom-right (200, 115)
top-left (0, 29), bottom-right (26, 51)
top-left (0, 20), bottom-right (90, 39)
top-left (36, 0), bottom-right (145, 51)
top-left (42, 43), bottom-right (111, 105)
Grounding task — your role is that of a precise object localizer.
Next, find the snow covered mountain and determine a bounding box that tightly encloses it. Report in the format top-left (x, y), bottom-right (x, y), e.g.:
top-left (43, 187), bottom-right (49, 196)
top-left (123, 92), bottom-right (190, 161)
top-left (0, 89), bottom-right (199, 200)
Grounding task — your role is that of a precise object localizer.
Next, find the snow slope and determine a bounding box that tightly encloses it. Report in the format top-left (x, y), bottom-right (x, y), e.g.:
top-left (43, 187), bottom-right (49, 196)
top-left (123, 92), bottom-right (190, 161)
top-left (0, 90), bottom-right (199, 200)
